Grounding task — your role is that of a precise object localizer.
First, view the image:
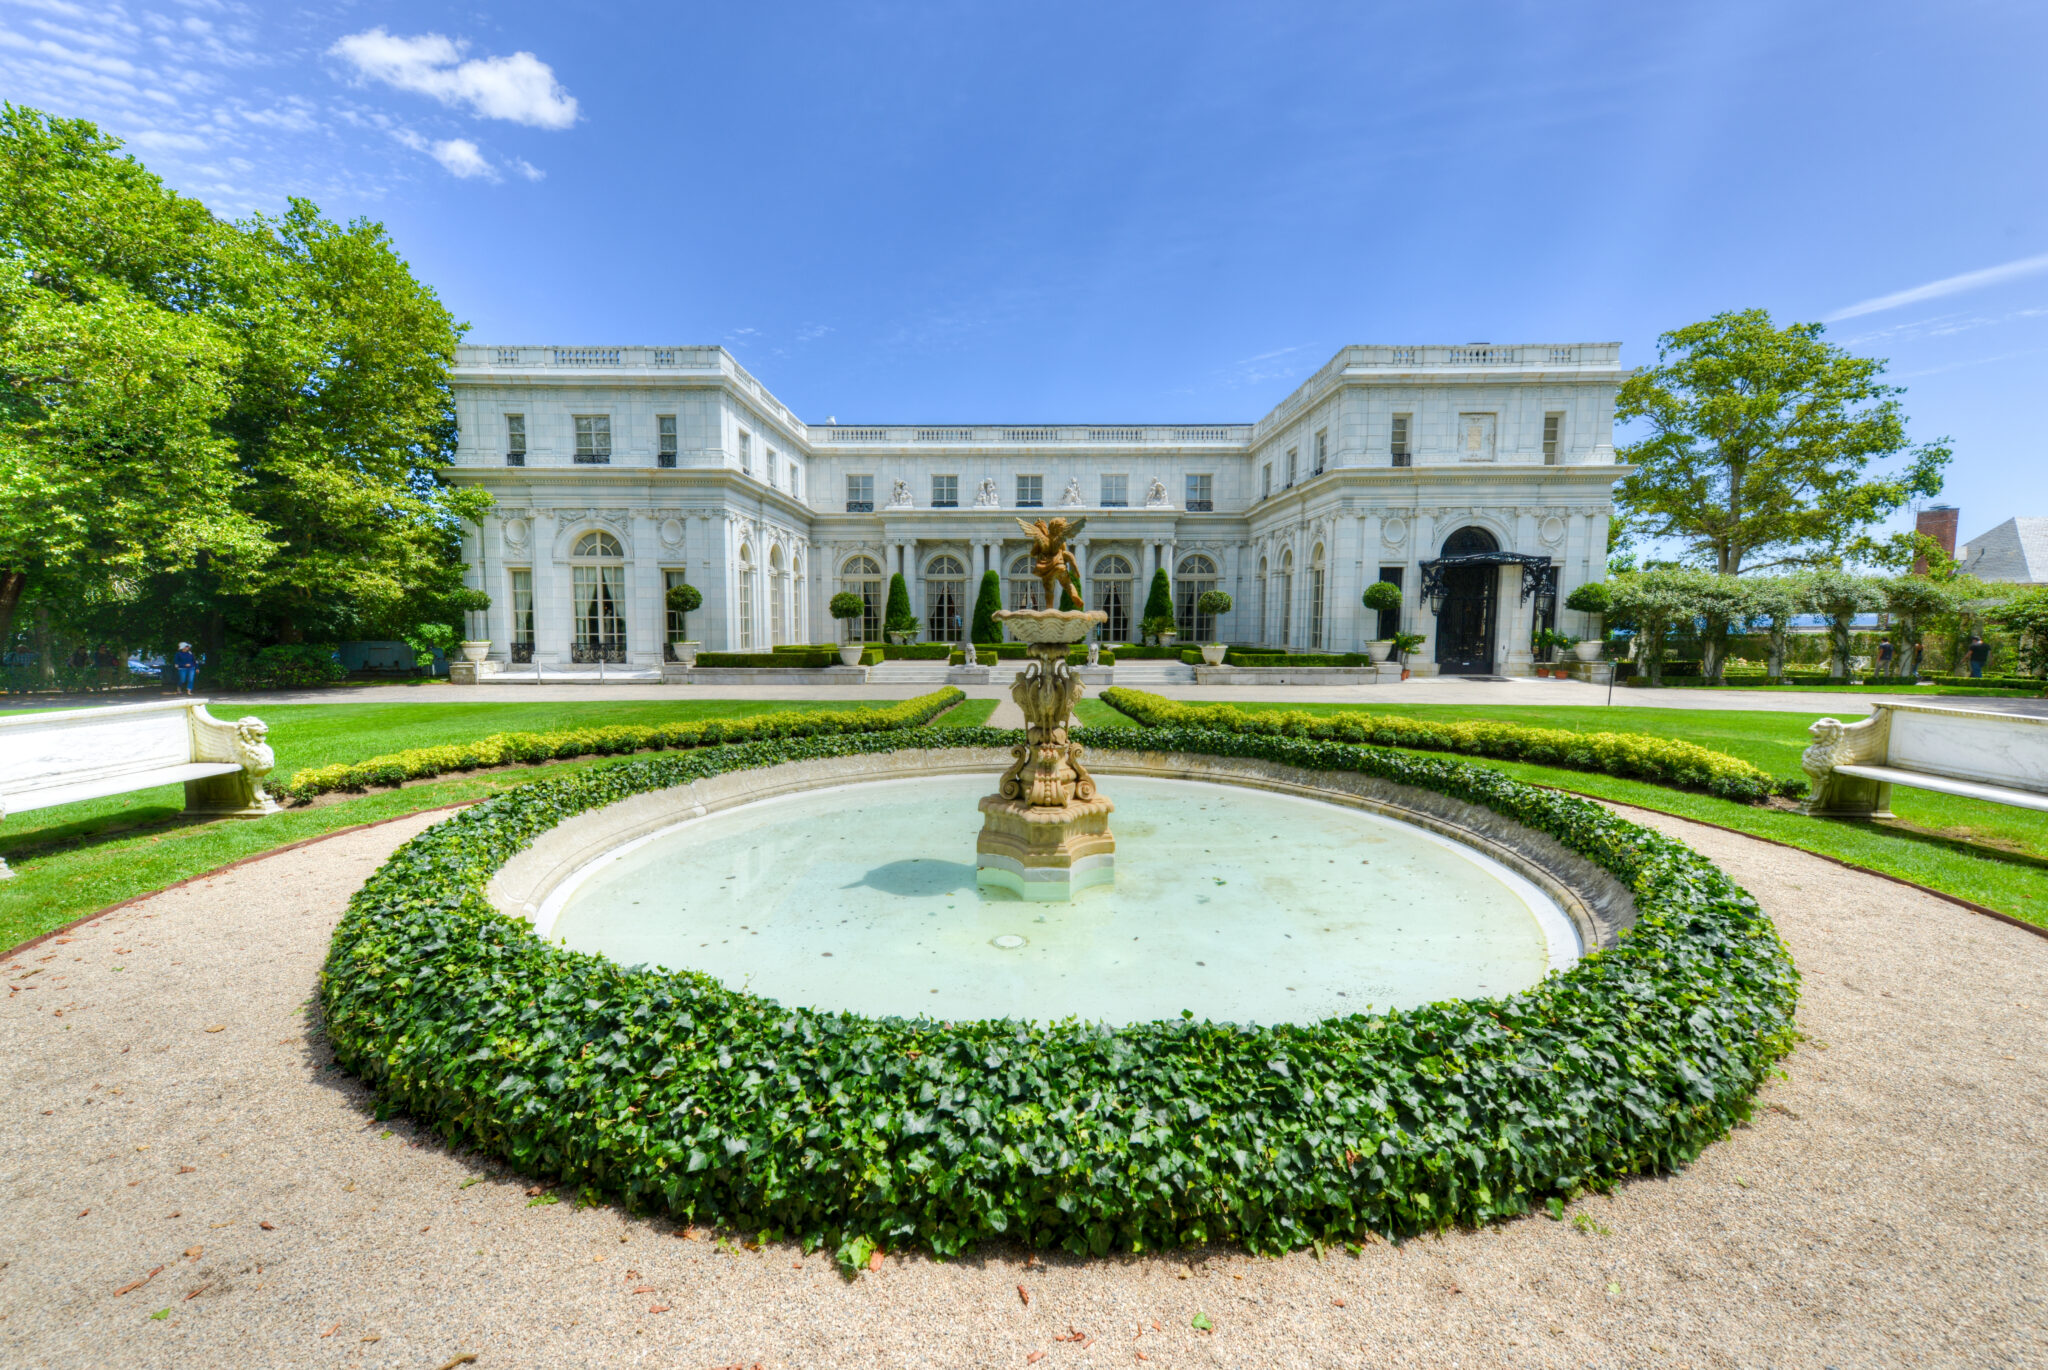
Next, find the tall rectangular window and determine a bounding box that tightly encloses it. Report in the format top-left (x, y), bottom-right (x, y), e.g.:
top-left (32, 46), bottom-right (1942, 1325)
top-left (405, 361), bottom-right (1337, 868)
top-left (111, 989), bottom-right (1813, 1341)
top-left (1543, 412), bottom-right (1563, 465)
top-left (846, 474), bottom-right (874, 512)
top-left (738, 430), bottom-right (752, 475)
top-left (1390, 414), bottom-right (1412, 467)
top-left (1285, 448), bottom-right (1298, 486)
top-left (766, 449), bottom-right (778, 487)
top-left (1260, 463), bottom-right (1272, 497)
top-left (1016, 474), bottom-right (1043, 507)
top-left (509, 569), bottom-right (534, 646)
top-left (1314, 430), bottom-right (1328, 474)
top-left (505, 414), bottom-right (527, 466)
top-left (1100, 474), bottom-right (1128, 507)
top-left (1185, 473), bottom-right (1213, 511)
top-left (931, 474), bottom-right (959, 507)
top-left (573, 415), bottom-right (611, 463)
top-left (657, 415), bottom-right (677, 468)
top-left (791, 466), bottom-right (802, 499)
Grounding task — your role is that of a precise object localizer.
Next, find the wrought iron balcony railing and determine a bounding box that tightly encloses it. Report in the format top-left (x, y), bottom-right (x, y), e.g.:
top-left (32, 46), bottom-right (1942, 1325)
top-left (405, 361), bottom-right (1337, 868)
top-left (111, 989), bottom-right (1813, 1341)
top-left (571, 642), bottom-right (628, 664)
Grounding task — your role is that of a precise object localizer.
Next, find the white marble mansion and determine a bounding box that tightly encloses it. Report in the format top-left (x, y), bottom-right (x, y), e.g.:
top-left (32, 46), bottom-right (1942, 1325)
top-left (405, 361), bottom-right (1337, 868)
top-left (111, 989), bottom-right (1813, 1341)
top-left (446, 342), bottom-right (1629, 676)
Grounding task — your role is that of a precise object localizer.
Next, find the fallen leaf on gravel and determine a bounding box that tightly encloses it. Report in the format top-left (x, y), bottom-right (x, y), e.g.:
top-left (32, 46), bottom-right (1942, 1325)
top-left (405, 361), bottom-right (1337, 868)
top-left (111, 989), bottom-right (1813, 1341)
top-left (165, 1211), bottom-right (180, 1218)
top-left (184, 1247), bottom-right (202, 1261)
top-left (183, 1283), bottom-right (211, 1301)
top-left (631, 1286), bottom-right (657, 1294)
top-left (204, 1025), bottom-right (224, 1033)
top-left (1191, 1311), bottom-right (1213, 1332)
top-left (868, 1249), bottom-right (882, 1272)
top-left (114, 1266), bottom-right (164, 1296)
top-left (78, 1210), bottom-right (89, 1218)
top-left (524, 1185), bottom-right (545, 1197)
top-left (1333, 1298), bottom-right (1345, 1307)
top-left (434, 1356), bottom-right (478, 1370)
top-left (1136, 1354), bottom-right (1149, 1362)
top-left (260, 1221), bottom-right (276, 1230)
top-left (458, 1177), bottom-right (483, 1190)
top-left (1027, 1355), bottom-right (1045, 1365)
top-left (321, 1324), bottom-right (340, 1338)
top-left (680, 1226), bottom-right (702, 1240)
top-left (1150, 1321), bottom-right (1160, 1331)
top-left (178, 1166), bottom-right (196, 1174)
top-left (360, 1335), bottom-right (380, 1343)
top-left (648, 1305), bottom-right (670, 1314)
top-left (151, 1308), bottom-right (170, 1320)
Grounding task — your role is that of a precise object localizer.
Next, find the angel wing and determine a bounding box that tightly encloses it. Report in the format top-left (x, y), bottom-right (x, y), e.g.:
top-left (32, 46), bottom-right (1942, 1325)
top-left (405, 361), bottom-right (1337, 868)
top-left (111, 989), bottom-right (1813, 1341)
top-left (1014, 516), bottom-right (1049, 543)
top-left (1052, 516), bottom-right (1087, 541)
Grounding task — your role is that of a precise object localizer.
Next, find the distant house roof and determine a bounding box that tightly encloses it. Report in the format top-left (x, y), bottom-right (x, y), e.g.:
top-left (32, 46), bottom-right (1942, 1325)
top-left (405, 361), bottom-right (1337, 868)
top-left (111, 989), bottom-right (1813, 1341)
top-left (1958, 517), bottom-right (2048, 584)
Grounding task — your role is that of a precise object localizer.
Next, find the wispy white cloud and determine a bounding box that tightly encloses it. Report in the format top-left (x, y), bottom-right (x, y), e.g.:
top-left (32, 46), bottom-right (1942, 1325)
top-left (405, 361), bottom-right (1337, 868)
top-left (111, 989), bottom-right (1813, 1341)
top-left (1826, 251), bottom-right (2048, 322)
top-left (508, 156), bottom-right (544, 182)
top-left (328, 27), bottom-right (577, 129)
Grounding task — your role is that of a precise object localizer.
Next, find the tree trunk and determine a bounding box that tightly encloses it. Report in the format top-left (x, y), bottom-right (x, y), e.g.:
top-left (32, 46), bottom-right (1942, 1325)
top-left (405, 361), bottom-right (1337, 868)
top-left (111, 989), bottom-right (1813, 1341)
top-left (0, 570), bottom-right (24, 655)
top-left (1767, 627), bottom-right (1786, 682)
top-left (1897, 622), bottom-right (1919, 679)
top-left (1830, 624), bottom-right (1851, 679)
top-left (32, 600), bottom-right (54, 686)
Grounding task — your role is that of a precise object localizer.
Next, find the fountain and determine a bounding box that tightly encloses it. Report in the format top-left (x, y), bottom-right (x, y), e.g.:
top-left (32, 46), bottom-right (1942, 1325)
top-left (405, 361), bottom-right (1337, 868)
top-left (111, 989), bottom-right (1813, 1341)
top-left (975, 516), bottom-right (1115, 900)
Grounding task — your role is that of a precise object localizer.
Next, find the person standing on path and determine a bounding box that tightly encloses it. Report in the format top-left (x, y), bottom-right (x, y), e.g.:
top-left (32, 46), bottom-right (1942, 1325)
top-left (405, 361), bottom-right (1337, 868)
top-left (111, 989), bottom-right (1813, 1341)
top-left (1877, 639), bottom-right (1893, 676)
top-left (172, 642), bottom-right (198, 695)
top-left (1968, 635), bottom-right (1991, 678)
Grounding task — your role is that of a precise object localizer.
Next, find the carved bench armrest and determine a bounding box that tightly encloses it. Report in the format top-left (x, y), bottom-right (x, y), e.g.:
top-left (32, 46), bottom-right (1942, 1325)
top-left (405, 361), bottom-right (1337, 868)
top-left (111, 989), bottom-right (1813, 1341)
top-left (189, 704), bottom-right (277, 780)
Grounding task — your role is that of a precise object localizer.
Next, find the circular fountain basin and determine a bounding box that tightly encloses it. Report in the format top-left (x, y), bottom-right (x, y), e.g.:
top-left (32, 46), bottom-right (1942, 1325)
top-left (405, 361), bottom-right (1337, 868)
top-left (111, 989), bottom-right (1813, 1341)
top-left (534, 773), bottom-right (1579, 1026)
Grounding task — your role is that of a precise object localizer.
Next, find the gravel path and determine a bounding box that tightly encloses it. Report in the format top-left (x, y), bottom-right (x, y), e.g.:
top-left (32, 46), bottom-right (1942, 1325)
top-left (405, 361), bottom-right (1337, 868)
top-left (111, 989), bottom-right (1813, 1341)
top-left (3, 807), bottom-right (2044, 1368)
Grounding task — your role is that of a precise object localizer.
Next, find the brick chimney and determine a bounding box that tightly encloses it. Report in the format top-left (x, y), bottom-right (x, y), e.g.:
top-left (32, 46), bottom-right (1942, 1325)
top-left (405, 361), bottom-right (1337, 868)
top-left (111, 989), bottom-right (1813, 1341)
top-left (1914, 505), bottom-right (1958, 574)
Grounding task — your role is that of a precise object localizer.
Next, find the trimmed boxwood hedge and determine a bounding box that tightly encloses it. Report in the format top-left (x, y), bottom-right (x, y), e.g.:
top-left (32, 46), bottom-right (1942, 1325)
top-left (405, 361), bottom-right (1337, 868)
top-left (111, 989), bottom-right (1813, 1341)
top-left (323, 725), bottom-right (1799, 1272)
top-left (275, 688), bottom-right (963, 803)
top-left (1101, 688), bottom-right (1800, 803)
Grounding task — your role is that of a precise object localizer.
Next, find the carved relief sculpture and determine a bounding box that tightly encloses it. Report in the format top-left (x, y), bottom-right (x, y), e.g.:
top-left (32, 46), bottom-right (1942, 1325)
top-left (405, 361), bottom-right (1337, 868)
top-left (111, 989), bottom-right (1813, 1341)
top-left (1144, 477), bottom-right (1171, 508)
top-left (1060, 476), bottom-right (1085, 507)
top-left (974, 477), bottom-right (1000, 507)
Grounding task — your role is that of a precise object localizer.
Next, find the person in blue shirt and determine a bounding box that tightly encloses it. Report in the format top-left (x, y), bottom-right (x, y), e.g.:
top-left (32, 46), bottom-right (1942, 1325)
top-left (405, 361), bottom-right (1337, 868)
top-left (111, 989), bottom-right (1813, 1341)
top-left (172, 642), bottom-right (198, 695)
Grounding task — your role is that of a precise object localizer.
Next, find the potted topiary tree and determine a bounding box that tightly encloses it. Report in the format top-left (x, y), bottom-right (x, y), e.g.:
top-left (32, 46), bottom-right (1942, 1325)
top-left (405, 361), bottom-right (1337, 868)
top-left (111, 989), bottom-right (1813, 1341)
top-left (453, 588), bottom-right (493, 662)
top-left (1564, 581), bottom-right (1610, 661)
top-left (1361, 579), bottom-right (1402, 661)
top-left (665, 582), bottom-right (704, 666)
top-left (1194, 589), bottom-right (1233, 664)
top-left (883, 572), bottom-right (918, 644)
top-left (1141, 567), bottom-right (1177, 646)
top-left (828, 590), bottom-right (867, 665)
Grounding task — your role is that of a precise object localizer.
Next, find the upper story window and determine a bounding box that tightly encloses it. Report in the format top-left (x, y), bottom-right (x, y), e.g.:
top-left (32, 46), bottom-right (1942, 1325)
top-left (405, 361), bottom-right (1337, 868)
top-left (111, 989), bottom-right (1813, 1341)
top-left (1100, 474), bottom-right (1128, 507)
top-left (1390, 413), bottom-right (1412, 467)
top-left (573, 415), bottom-right (612, 464)
top-left (738, 431), bottom-right (752, 475)
top-left (846, 473), bottom-right (874, 512)
top-left (767, 448), bottom-right (779, 487)
top-left (1313, 429), bottom-right (1327, 475)
top-left (1185, 473), bottom-right (1213, 511)
top-left (1260, 463), bottom-right (1272, 498)
top-left (1016, 474), bottom-right (1043, 507)
top-left (931, 474), bottom-right (959, 507)
top-left (1285, 447), bottom-right (1298, 487)
top-left (505, 414), bottom-right (526, 467)
top-left (1543, 412), bottom-right (1563, 465)
top-left (657, 415), bottom-right (677, 468)
top-left (791, 466), bottom-right (802, 499)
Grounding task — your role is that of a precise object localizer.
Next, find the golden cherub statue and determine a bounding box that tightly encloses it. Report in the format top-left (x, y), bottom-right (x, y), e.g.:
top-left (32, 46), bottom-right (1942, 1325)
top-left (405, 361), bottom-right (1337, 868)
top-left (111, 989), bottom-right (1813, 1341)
top-left (1015, 516), bottom-right (1087, 609)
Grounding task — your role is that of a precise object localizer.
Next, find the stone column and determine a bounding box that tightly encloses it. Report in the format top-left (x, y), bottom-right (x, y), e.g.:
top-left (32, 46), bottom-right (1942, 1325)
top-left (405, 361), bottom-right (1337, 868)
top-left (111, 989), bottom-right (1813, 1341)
top-left (1502, 563), bottom-right (1535, 676)
top-left (529, 510), bottom-right (560, 665)
top-left (629, 510), bottom-right (663, 666)
top-left (1411, 508), bottom-right (1437, 669)
top-left (1357, 513), bottom-right (1381, 647)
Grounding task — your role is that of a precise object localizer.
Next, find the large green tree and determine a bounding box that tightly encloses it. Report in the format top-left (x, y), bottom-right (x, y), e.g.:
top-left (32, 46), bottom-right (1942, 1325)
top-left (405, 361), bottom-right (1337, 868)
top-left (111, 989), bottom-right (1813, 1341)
top-left (0, 104), bottom-right (482, 666)
top-left (1616, 310), bottom-right (1949, 575)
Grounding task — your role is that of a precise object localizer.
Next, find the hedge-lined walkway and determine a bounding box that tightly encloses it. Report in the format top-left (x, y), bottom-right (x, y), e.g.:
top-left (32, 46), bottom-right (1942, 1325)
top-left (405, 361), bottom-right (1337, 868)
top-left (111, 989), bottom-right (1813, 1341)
top-left (1, 806), bottom-right (2040, 1368)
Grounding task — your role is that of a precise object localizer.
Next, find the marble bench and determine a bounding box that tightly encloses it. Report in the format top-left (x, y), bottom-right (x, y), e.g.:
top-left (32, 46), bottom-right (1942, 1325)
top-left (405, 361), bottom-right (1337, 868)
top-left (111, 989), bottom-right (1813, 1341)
top-left (0, 699), bottom-right (279, 878)
top-left (1800, 701), bottom-right (2048, 818)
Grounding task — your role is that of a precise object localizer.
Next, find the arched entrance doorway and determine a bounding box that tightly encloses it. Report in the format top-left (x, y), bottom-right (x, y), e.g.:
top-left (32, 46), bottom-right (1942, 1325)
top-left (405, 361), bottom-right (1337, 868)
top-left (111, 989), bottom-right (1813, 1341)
top-left (1434, 525), bottom-right (1499, 674)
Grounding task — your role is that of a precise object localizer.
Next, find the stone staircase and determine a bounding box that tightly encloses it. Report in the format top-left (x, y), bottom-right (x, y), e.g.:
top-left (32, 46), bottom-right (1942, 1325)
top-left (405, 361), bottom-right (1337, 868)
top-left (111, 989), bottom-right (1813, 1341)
top-left (868, 659), bottom-right (955, 685)
top-left (1110, 661), bottom-right (1195, 686)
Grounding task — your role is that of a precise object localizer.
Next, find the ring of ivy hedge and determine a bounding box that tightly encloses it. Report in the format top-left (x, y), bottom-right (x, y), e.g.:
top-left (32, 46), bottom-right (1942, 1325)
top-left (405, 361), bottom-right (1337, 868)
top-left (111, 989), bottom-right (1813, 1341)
top-left (323, 724), bottom-right (1799, 1274)
top-left (1101, 687), bottom-right (1800, 803)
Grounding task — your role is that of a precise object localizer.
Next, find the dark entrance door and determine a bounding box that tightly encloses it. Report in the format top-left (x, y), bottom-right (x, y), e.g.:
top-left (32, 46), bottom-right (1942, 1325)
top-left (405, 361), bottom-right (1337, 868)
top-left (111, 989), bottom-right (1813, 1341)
top-left (1434, 526), bottom-right (1500, 675)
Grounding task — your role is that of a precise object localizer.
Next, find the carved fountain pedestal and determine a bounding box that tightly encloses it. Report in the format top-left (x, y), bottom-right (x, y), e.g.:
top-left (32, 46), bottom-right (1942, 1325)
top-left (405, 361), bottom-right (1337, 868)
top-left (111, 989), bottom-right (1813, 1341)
top-left (975, 609), bottom-right (1115, 900)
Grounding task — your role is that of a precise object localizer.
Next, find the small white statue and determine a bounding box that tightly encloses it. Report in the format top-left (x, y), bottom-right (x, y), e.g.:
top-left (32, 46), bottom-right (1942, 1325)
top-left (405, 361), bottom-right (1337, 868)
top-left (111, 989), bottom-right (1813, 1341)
top-left (1144, 477), bottom-right (1171, 508)
top-left (964, 641), bottom-right (978, 665)
top-left (1060, 476), bottom-right (1084, 507)
top-left (887, 478), bottom-right (913, 508)
top-left (1086, 640), bottom-right (1100, 667)
top-left (974, 476), bottom-right (999, 507)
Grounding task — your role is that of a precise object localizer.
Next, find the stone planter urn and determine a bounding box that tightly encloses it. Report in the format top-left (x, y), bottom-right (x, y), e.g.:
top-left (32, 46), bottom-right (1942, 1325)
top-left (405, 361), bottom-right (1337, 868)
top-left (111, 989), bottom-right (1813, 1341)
top-left (839, 643), bottom-right (865, 667)
top-left (1366, 640), bottom-right (1395, 663)
top-left (459, 640), bottom-right (491, 663)
top-left (1200, 643), bottom-right (1228, 666)
top-left (670, 642), bottom-right (701, 668)
top-left (1574, 640), bottom-right (1604, 663)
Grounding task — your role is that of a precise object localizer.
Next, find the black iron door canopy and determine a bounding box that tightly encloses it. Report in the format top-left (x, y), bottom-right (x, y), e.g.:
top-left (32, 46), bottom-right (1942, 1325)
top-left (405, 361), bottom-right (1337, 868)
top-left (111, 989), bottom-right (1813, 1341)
top-left (1418, 553), bottom-right (1558, 611)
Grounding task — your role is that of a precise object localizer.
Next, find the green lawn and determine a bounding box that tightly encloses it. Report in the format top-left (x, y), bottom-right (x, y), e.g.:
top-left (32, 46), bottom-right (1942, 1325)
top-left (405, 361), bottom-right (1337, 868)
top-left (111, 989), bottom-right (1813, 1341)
top-left (927, 698), bottom-right (999, 728)
top-left (1077, 697), bottom-right (2048, 927)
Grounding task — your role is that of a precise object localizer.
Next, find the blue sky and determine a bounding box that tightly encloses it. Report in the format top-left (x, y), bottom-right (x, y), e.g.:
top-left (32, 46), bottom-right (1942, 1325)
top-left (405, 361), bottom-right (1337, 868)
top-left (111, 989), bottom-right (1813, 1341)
top-left (4, 0), bottom-right (2045, 551)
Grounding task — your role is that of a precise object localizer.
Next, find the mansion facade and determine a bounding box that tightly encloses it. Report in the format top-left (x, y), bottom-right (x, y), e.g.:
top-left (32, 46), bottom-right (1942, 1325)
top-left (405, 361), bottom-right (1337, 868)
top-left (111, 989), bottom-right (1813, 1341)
top-left (446, 342), bottom-right (1629, 676)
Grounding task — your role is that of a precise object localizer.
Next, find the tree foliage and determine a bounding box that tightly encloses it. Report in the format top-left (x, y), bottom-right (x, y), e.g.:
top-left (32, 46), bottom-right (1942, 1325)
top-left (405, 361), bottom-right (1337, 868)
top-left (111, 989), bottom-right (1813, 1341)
top-left (970, 569), bottom-right (1002, 643)
top-left (883, 572), bottom-right (917, 638)
top-left (1989, 587), bottom-right (2048, 678)
top-left (0, 104), bottom-right (479, 667)
top-left (1616, 309), bottom-right (1948, 575)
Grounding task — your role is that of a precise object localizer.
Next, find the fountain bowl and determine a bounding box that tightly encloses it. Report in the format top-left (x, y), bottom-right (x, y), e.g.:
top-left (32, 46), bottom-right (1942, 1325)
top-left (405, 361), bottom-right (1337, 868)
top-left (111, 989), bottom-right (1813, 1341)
top-left (993, 608), bottom-right (1107, 644)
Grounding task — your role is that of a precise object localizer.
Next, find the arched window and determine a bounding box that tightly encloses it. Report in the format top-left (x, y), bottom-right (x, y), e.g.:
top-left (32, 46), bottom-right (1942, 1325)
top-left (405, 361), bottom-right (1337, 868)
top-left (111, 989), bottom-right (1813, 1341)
top-left (768, 545), bottom-right (788, 646)
top-left (571, 528), bottom-right (627, 661)
top-left (1442, 525), bottom-right (1500, 557)
top-left (1175, 554), bottom-right (1218, 640)
top-left (925, 553), bottom-right (967, 642)
top-left (1006, 553), bottom-right (1045, 611)
top-left (1278, 549), bottom-right (1295, 649)
top-left (841, 554), bottom-right (883, 642)
top-left (1309, 544), bottom-right (1327, 651)
top-left (573, 530), bottom-right (623, 559)
top-left (1092, 553), bottom-right (1134, 642)
top-left (1255, 556), bottom-right (1269, 646)
top-left (737, 543), bottom-right (756, 650)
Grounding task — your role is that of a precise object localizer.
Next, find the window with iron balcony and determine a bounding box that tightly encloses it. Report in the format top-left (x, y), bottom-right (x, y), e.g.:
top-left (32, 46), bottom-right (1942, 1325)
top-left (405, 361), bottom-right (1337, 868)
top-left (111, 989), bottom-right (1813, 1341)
top-left (573, 415), bottom-right (611, 464)
top-left (1185, 473), bottom-right (1213, 511)
top-left (846, 473), bottom-right (874, 512)
top-left (657, 415), bottom-right (677, 468)
top-left (505, 414), bottom-right (526, 466)
top-left (1313, 429), bottom-right (1327, 475)
top-left (1390, 414), bottom-right (1412, 468)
